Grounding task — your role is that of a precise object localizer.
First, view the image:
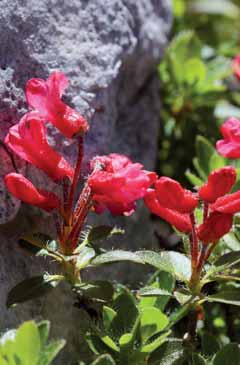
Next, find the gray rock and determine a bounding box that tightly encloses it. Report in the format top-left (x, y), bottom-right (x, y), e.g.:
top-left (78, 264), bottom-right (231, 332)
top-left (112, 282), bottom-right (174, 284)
top-left (0, 0), bottom-right (172, 362)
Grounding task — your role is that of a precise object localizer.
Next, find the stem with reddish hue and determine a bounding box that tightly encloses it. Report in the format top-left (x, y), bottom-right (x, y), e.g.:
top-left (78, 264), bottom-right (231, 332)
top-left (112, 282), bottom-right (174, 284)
top-left (67, 184), bottom-right (93, 250)
top-left (204, 241), bottom-right (218, 262)
top-left (196, 245), bottom-right (207, 274)
top-left (66, 136), bottom-right (84, 223)
top-left (190, 212), bottom-right (198, 271)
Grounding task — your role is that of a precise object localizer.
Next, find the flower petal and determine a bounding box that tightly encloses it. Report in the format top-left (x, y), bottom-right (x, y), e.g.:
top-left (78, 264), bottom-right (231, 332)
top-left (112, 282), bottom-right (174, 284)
top-left (5, 173), bottom-right (60, 212)
top-left (199, 166), bottom-right (236, 203)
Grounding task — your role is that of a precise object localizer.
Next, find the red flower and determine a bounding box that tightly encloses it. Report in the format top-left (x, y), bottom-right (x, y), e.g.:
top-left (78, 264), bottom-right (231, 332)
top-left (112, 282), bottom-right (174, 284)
top-left (5, 112), bottom-right (74, 181)
top-left (26, 71), bottom-right (89, 138)
top-left (88, 153), bottom-right (156, 216)
top-left (144, 189), bottom-right (192, 233)
top-left (211, 190), bottom-right (240, 214)
top-left (232, 55), bottom-right (240, 81)
top-left (197, 211), bottom-right (233, 244)
top-left (199, 166), bottom-right (236, 203)
top-left (154, 177), bottom-right (198, 213)
top-left (5, 173), bottom-right (60, 212)
top-left (216, 118), bottom-right (240, 158)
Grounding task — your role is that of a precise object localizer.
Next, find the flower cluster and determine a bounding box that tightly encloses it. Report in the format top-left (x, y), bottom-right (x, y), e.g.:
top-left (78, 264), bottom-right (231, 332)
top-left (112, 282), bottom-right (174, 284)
top-left (4, 72), bottom-right (155, 253)
top-left (145, 166), bottom-right (238, 243)
top-left (144, 166), bottom-right (240, 275)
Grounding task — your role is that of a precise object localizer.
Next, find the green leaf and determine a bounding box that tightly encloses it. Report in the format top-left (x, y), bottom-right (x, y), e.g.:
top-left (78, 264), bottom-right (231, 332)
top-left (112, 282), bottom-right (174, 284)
top-left (138, 287), bottom-right (172, 297)
top-left (209, 152), bottom-right (226, 172)
top-left (185, 170), bottom-right (203, 187)
top-left (87, 225), bottom-right (124, 243)
top-left (206, 289), bottom-right (240, 306)
top-left (139, 272), bottom-right (175, 312)
top-left (183, 58), bottom-right (206, 85)
top-left (214, 251), bottom-right (240, 268)
top-left (136, 251), bottom-right (191, 282)
top-left (148, 339), bottom-right (184, 365)
top-left (196, 135), bottom-right (215, 177)
top-left (140, 307), bottom-right (169, 342)
top-left (213, 344), bottom-right (240, 365)
top-left (103, 306), bottom-right (117, 330)
top-left (7, 275), bottom-right (59, 308)
top-left (91, 250), bottom-right (144, 266)
top-left (39, 339), bottom-right (66, 365)
top-left (223, 232), bottom-right (240, 251)
top-left (111, 289), bottom-right (139, 339)
top-left (141, 331), bottom-right (170, 354)
top-left (18, 233), bottom-right (55, 254)
top-left (75, 280), bottom-right (114, 302)
top-left (14, 321), bottom-right (41, 365)
top-left (37, 320), bottom-right (50, 346)
top-left (167, 31), bottom-right (201, 84)
top-left (76, 247), bottom-right (96, 269)
top-left (86, 334), bottom-right (116, 356)
top-left (91, 354), bottom-right (116, 365)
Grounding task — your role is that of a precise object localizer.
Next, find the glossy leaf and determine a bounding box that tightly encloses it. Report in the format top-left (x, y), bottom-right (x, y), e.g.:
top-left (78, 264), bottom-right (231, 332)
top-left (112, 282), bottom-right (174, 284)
top-left (206, 289), bottom-right (240, 306)
top-left (75, 280), bottom-right (114, 302)
top-left (7, 275), bottom-right (59, 308)
top-left (140, 307), bottom-right (169, 342)
top-left (136, 251), bottom-right (191, 282)
top-left (91, 250), bottom-right (144, 266)
top-left (87, 225), bottom-right (124, 243)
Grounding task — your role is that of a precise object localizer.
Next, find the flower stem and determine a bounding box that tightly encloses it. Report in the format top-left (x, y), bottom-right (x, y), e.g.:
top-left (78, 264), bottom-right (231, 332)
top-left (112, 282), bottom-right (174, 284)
top-left (190, 213), bottom-right (198, 272)
top-left (66, 136), bottom-right (84, 223)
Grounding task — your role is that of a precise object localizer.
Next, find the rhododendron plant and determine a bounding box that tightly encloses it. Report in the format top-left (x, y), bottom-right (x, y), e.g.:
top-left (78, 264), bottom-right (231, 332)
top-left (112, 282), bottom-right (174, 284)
top-left (4, 71), bottom-right (240, 365)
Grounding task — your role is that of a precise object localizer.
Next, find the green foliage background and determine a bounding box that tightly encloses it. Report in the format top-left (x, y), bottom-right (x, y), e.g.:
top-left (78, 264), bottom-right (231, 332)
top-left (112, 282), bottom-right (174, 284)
top-left (158, 0), bottom-right (240, 185)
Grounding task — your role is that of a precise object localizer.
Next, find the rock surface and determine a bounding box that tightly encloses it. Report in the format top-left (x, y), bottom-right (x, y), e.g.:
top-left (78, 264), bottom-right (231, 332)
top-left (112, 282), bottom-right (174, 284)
top-left (0, 0), bottom-right (172, 362)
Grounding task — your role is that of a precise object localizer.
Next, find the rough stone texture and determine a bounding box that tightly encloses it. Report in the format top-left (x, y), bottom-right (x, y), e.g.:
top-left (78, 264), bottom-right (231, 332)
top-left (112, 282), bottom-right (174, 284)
top-left (0, 0), bottom-right (172, 363)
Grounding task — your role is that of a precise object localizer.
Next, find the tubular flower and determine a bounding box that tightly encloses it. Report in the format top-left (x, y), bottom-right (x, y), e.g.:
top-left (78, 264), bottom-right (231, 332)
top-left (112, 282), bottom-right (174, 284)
top-left (199, 166), bottom-right (236, 203)
top-left (26, 71), bottom-right (89, 138)
top-left (155, 177), bottom-right (198, 213)
top-left (216, 118), bottom-right (240, 158)
top-left (5, 173), bottom-right (60, 212)
top-left (197, 212), bottom-right (233, 244)
top-left (5, 112), bottom-right (74, 181)
top-left (88, 153), bottom-right (157, 216)
top-left (144, 189), bottom-right (192, 233)
top-left (232, 55), bottom-right (240, 81)
top-left (211, 190), bottom-right (240, 214)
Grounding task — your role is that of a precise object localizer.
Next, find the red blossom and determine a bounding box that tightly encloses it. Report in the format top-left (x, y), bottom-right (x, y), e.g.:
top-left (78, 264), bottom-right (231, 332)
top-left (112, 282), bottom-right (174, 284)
top-left (199, 166), bottom-right (236, 203)
top-left (211, 190), bottom-right (240, 214)
top-left (88, 153), bottom-right (157, 216)
top-left (197, 211), bottom-right (233, 244)
top-left (5, 173), bottom-right (60, 212)
top-left (232, 55), bottom-right (240, 81)
top-left (154, 177), bottom-right (198, 213)
top-left (5, 112), bottom-right (74, 181)
top-left (216, 118), bottom-right (240, 158)
top-left (144, 189), bottom-right (192, 233)
top-left (26, 71), bottom-right (89, 138)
